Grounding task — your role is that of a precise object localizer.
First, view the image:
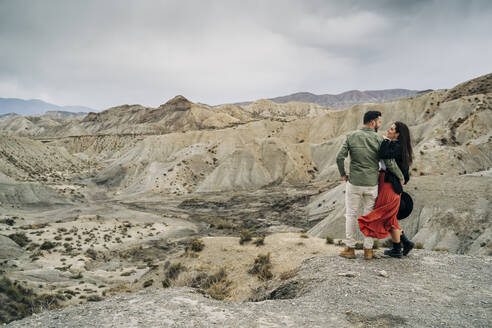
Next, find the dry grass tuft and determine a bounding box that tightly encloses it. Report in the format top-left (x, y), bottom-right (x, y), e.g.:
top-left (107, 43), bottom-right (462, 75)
top-left (239, 229), bottom-right (252, 245)
top-left (248, 253), bottom-right (273, 281)
top-left (279, 269), bottom-right (297, 281)
top-left (253, 236), bottom-right (265, 247)
top-left (190, 239), bottom-right (205, 252)
top-left (166, 263), bottom-right (186, 280)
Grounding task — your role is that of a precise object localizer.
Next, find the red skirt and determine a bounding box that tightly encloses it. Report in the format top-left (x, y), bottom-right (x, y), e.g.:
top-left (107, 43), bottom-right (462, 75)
top-left (358, 172), bottom-right (401, 239)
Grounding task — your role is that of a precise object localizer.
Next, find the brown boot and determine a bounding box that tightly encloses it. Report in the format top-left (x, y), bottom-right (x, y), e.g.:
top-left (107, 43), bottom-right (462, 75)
top-left (339, 247), bottom-right (355, 259)
top-left (364, 248), bottom-right (374, 260)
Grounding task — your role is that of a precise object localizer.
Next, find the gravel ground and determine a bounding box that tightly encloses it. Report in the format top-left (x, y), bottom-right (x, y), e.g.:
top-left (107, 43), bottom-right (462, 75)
top-left (6, 250), bottom-right (492, 328)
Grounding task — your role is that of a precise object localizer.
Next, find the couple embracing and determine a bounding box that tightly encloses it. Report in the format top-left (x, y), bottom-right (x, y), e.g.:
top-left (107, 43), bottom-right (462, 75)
top-left (336, 110), bottom-right (415, 260)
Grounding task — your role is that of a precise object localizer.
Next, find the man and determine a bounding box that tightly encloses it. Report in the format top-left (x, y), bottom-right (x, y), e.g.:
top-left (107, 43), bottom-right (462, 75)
top-left (336, 110), bottom-right (404, 260)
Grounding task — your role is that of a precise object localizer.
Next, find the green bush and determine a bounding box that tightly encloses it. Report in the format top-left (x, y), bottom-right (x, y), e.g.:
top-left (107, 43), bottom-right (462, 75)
top-left (325, 235), bottom-right (334, 244)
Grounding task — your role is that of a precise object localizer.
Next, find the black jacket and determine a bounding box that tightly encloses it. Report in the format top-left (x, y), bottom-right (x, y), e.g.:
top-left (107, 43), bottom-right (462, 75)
top-left (379, 139), bottom-right (410, 194)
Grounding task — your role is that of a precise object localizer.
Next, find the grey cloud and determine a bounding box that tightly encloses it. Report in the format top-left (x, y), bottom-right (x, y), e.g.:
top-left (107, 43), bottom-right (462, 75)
top-left (0, 0), bottom-right (491, 109)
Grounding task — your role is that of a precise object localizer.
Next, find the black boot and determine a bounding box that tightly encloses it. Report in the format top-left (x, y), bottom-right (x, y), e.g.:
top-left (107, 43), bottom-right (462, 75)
top-left (384, 242), bottom-right (403, 258)
top-left (400, 232), bottom-right (415, 256)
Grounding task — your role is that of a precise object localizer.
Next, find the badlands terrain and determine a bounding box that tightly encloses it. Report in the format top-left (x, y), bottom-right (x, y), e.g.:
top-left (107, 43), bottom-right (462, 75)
top-left (0, 73), bottom-right (491, 326)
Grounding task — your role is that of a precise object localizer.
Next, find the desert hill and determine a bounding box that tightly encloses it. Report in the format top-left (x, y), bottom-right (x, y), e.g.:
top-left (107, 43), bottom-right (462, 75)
top-left (0, 96), bottom-right (331, 138)
top-left (235, 88), bottom-right (419, 108)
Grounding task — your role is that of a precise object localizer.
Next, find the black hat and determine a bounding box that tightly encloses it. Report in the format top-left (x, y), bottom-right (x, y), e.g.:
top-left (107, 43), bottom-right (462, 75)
top-left (397, 191), bottom-right (413, 220)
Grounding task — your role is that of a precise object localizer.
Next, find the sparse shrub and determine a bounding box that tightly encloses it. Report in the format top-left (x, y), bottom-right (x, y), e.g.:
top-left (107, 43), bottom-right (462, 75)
top-left (189, 267), bottom-right (231, 300)
top-left (0, 218), bottom-right (15, 226)
top-left (239, 229), bottom-right (252, 245)
top-left (54, 265), bottom-right (72, 272)
top-left (279, 269), bottom-right (297, 281)
top-left (205, 218), bottom-right (236, 230)
top-left (325, 235), bottom-right (334, 244)
top-left (106, 283), bottom-right (130, 295)
top-left (248, 253), bottom-right (273, 281)
top-left (432, 248), bottom-right (449, 252)
top-left (120, 270), bottom-right (136, 277)
top-left (7, 233), bottom-right (30, 247)
top-left (26, 243), bottom-right (40, 251)
top-left (29, 250), bottom-right (42, 260)
top-left (40, 241), bottom-right (56, 250)
top-left (86, 248), bottom-right (97, 260)
top-left (205, 268), bottom-right (231, 300)
top-left (63, 243), bottom-right (74, 252)
top-left (300, 233), bottom-right (309, 239)
top-left (0, 277), bottom-right (62, 324)
top-left (373, 240), bottom-right (380, 249)
top-left (166, 263), bottom-right (185, 280)
top-left (161, 263), bottom-right (187, 288)
top-left (71, 272), bottom-right (83, 279)
top-left (143, 280), bottom-right (153, 288)
top-left (253, 236), bottom-right (265, 247)
top-left (190, 239), bottom-right (205, 252)
top-left (383, 239), bottom-right (393, 248)
top-left (415, 242), bottom-right (424, 249)
top-left (87, 295), bottom-right (103, 302)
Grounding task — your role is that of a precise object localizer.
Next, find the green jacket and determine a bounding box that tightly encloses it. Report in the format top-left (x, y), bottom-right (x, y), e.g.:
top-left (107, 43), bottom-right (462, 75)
top-left (336, 127), bottom-right (404, 186)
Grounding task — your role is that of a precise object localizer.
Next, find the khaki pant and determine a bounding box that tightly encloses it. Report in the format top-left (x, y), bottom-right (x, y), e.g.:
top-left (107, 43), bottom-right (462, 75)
top-left (345, 181), bottom-right (378, 249)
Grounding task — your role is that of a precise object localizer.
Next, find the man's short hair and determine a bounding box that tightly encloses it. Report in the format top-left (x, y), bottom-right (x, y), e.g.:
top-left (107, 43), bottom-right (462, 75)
top-left (363, 111), bottom-right (382, 124)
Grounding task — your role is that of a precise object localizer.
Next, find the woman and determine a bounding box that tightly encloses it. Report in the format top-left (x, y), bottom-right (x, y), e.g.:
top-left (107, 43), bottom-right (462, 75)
top-left (358, 121), bottom-right (415, 258)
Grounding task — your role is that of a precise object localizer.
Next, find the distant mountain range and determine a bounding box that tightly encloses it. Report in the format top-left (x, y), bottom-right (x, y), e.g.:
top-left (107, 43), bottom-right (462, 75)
top-left (0, 98), bottom-right (96, 116)
top-left (2, 89), bottom-right (420, 117)
top-left (234, 89), bottom-right (420, 108)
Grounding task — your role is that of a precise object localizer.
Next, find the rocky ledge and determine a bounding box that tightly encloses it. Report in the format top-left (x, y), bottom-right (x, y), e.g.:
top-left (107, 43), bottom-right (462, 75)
top-left (6, 250), bottom-right (491, 328)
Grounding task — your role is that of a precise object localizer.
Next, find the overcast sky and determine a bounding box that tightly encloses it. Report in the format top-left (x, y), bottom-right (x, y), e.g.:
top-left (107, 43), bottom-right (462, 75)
top-left (0, 0), bottom-right (491, 110)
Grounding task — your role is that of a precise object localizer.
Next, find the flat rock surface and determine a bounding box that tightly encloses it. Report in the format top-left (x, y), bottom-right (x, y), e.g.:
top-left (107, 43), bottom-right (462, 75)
top-left (7, 250), bottom-right (492, 328)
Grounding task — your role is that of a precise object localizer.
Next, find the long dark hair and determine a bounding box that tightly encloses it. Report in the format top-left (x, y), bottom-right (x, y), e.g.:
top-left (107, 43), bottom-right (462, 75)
top-left (395, 121), bottom-right (413, 169)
